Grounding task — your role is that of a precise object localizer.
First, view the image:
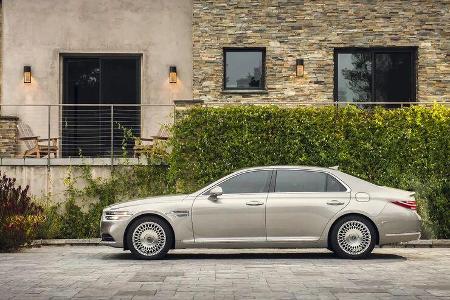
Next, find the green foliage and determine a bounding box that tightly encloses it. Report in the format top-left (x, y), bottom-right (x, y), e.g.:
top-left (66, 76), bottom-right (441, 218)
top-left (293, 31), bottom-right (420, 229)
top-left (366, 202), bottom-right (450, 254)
top-left (37, 150), bottom-right (173, 239)
top-left (35, 201), bottom-right (63, 240)
top-left (36, 104), bottom-right (449, 239)
top-left (412, 177), bottom-right (450, 238)
top-left (169, 104), bottom-right (450, 238)
top-left (0, 172), bottom-right (44, 251)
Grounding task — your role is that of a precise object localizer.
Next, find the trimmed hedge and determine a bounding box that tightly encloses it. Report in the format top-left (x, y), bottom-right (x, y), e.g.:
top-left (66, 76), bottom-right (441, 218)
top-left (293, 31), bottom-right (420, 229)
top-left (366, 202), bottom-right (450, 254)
top-left (169, 104), bottom-right (450, 238)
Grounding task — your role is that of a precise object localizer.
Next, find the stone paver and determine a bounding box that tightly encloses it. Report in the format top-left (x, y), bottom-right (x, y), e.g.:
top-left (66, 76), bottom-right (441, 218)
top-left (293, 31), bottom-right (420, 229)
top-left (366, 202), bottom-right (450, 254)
top-left (0, 247), bottom-right (449, 300)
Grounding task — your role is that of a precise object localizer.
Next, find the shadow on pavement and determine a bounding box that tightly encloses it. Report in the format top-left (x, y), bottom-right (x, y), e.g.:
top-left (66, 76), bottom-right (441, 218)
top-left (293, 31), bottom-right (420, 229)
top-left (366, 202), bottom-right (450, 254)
top-left (104, 251), bottom-right (407, 262)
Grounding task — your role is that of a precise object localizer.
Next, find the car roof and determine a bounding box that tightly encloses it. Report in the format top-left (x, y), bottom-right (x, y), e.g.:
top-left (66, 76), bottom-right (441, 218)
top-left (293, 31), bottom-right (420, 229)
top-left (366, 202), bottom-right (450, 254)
top-left (240, 165), bottom-right (333, 172)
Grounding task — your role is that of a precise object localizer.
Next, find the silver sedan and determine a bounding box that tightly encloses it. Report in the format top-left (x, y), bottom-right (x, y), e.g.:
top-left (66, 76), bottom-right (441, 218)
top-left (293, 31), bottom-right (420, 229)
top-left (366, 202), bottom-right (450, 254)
top-left (100, 166), bottom-right (421, 259)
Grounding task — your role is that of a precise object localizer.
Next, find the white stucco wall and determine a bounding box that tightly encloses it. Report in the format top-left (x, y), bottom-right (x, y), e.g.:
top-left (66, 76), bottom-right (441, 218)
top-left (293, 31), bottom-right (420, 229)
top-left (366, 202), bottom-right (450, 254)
top-left (0, 164), bottom-right (113, 203)
top-left (1, 0), bottom-right (193, 142)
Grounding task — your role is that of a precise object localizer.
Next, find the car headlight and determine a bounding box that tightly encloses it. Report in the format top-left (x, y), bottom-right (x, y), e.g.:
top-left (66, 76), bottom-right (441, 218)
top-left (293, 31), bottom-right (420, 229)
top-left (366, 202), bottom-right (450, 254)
top-left (104, 210), bottom-right (132, 221)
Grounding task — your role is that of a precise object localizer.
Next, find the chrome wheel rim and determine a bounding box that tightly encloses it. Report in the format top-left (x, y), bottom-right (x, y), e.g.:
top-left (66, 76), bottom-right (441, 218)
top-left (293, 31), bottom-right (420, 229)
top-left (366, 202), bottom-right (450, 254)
top-left (132, 222), bottom-right (166, 256)
top-left (337, 220), bottom-right (371, 255)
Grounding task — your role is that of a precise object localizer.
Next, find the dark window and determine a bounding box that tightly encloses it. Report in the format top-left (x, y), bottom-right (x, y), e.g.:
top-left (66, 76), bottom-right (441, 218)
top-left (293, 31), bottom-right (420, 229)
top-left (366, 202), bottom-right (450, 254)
top-left (62, 56), bottom-right (140, 157)
top-left (326, 175), bottom-right (347, 192)
top-left (215, 171), bottom-right (271, 194)
top-left (275, 170), bottom-right (347, 193)
top-left (224, 48), bottom-right (265, 90)
top-left (374, 52), bottom-right (413, 102)
top-left (334, 48), bottom-right (416, 104)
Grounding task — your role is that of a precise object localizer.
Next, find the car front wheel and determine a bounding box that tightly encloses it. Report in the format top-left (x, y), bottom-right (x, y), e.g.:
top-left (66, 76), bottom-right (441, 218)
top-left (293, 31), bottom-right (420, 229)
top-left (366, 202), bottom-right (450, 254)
top-left (330, 215), bottom-right (376, 259)
top-left (126, 216), bottom-right (173, 260)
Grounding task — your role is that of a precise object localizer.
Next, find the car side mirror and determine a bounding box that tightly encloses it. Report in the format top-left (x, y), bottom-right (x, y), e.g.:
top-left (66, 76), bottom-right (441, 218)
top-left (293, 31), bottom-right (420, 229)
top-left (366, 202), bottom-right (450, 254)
top-left (209, 186), bottom-right (223, 199)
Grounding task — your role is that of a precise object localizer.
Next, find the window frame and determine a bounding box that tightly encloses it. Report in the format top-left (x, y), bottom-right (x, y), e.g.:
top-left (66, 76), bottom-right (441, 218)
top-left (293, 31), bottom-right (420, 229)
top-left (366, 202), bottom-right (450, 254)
top-left (61, 54), bottom-right (142, 157)
top-left (203, 169), bottom-right (274, 195)
top-left (223, 47), bottom-right (267, 91)
top-left (271, 169), bottom-right (350, 193)
top-left (62, 54), bottom-right (142, 105)
top-left (333, 47), bottom-right (418, 103)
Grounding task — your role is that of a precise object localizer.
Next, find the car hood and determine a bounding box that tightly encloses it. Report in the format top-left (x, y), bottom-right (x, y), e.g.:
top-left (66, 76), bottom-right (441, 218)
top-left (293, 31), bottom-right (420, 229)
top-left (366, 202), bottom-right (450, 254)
top-left (106, 194), bottom-right (189, 210)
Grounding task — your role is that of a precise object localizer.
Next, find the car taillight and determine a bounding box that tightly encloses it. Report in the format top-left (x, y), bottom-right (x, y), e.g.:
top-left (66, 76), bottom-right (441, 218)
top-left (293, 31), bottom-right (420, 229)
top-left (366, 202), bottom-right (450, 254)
top-left (391, 200), bottom-right (417, 210)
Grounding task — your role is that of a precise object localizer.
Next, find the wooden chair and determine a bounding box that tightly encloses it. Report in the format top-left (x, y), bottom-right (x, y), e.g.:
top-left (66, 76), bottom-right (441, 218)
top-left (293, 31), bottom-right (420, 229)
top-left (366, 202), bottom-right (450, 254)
top-left (133, 126), bottom-right (170, 157)
top-left (17, 122), bottom-right (59, 158)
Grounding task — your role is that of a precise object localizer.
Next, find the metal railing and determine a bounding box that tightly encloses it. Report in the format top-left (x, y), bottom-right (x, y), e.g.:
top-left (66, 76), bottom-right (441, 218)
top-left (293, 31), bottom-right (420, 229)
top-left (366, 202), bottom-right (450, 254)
top-left (0, 101), bottom-right (447, 166)
top-left (0, 104), bottom-right (176, 166)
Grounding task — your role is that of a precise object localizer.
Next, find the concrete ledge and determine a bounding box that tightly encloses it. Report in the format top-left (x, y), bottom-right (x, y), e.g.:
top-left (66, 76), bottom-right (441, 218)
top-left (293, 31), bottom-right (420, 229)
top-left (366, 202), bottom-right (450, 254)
top-left (31, 239), bottom-right (450, 248)
top-left (173, 99), bottom-right (204, 106)
top-left (0, 116), bottom-right (19, 121)
top-left (381, 239), bottom-right (450, 248)
top-left (33, 238), bottom-right (101, 246)
top-left (1, 157), bottom-right (148, 166)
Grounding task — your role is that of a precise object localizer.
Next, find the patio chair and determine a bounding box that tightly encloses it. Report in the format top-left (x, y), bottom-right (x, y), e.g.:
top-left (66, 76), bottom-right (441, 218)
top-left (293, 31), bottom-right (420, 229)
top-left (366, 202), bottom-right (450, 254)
top-left (17, 122), bottom-right (59, 158)
top-left (133, 125), bottom-right (170, 157)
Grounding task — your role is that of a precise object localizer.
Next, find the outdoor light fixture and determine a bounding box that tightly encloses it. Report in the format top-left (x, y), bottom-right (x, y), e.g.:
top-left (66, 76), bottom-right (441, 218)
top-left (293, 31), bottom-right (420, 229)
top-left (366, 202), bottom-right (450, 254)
top-left (296, 59), bottom-right (304, 77)
top-left (169, 66), bottom-right (177, 83)
top-left (24, 66), bottom-right (32, 83)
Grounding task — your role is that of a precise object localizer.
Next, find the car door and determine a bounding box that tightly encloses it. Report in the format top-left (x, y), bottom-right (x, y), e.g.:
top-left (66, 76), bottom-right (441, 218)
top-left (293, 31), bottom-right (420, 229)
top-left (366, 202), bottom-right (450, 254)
top-left (266, 169), bottom-right (350, 241)
top-left (192, 170), bottom-right (272, 243)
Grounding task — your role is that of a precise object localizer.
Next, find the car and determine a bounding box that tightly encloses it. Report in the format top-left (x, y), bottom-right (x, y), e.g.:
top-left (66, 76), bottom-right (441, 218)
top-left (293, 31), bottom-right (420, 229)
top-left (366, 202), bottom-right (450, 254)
top-left (100, 166), bottom-right (421, 259)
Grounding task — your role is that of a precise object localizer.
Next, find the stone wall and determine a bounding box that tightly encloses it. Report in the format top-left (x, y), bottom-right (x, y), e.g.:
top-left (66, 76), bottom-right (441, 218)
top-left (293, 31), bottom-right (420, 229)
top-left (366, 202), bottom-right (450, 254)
top-left (0, 0), bottom-right (2, 103)
top-left (193, 0), bottom-right (450, 103)
top-left (0, 116), bottom-right (18, 157)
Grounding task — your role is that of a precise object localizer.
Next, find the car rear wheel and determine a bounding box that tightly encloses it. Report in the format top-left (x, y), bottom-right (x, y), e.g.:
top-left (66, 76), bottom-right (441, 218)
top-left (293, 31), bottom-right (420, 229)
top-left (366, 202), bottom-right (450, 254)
top-left (126, 216), bottom-right (173, 260)
top-left (330, 215), bottom-right (376, 259)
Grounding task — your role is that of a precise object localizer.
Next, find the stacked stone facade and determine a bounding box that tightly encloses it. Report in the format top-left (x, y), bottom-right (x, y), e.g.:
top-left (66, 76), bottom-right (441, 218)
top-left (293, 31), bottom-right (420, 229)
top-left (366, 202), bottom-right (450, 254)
top-left (193, 0), bottom-right (450, 103)
top-left (0, 116), bottom-right (18, 157)
top-left (0, 0), bottom-right (2, 103)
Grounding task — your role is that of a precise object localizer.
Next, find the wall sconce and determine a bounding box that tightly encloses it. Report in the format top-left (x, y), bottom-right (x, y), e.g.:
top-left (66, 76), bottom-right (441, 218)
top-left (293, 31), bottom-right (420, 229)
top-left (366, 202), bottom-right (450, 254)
top-left (296, 59), bottom-right (304, 77)
top-left (169, 66), bottom-right (177, 83)
top-left (24, 66), bottom-right (32, 83)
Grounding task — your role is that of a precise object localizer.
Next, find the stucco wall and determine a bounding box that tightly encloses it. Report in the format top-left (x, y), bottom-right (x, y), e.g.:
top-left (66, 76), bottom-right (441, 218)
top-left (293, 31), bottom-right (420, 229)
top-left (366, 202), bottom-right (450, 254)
top-left (193, 0), bottom-right (450, 103)
top-left (1, 0), bottom-right (193, 145)
top-left (0, 164), bottom-right (112, 203)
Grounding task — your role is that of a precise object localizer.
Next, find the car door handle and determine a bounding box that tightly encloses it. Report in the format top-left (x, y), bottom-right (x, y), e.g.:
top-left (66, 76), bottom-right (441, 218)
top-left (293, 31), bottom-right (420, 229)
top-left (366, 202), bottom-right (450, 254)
top-left (327, 200), bottom-right (345, 206)
top-left (246, 201), bottom-right (264, 206)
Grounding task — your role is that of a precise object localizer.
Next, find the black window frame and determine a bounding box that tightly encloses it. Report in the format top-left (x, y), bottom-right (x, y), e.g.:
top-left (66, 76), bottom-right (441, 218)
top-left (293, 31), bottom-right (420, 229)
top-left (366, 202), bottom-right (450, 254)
top-left (62, 54), bottom-right (142, 105)
top-left (223, 47), bottom-right (266, 91)
top-left (333, 47), bottom-right (418, 103)
top-left (61, 54), bottom-right (142, 157)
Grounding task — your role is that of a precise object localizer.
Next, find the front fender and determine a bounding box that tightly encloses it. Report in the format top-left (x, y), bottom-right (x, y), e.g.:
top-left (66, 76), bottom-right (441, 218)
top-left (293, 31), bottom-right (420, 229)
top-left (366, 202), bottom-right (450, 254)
top-left (124, 205), bottom-right (195, 249)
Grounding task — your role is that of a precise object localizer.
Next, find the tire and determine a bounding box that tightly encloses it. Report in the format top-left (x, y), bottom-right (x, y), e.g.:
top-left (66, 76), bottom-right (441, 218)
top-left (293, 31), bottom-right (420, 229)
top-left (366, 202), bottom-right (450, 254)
top-left (126, 216), bottom-right (173, 260)
top-left (330, 215), bottom-right (376, 259)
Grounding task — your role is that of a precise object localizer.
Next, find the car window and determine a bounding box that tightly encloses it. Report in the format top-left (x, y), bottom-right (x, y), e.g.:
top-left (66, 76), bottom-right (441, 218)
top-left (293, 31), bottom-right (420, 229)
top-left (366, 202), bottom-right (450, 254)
top-left (326, 174), bottom-right (347, 192)
top-left (275, 170), bottom-right (347, 193)
top-left (215, 170), bottom-right (271, 194)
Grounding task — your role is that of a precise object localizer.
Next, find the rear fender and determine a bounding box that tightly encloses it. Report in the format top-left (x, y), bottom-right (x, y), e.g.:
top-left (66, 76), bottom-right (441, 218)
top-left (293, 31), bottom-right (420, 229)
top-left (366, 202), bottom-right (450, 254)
top-left (319, 196), bottom-right (387, 242)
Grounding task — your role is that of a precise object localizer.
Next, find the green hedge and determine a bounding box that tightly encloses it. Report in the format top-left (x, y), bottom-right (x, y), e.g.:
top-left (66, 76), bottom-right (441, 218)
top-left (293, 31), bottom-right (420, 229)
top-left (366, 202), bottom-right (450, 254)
top-left (169, 104), bottom-right (450, 238)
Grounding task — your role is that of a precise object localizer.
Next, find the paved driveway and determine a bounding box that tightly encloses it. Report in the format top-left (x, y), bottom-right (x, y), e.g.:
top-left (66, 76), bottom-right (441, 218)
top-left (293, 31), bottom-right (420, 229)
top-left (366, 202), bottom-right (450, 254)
top-left (0, 247), bottom-right (449, 300)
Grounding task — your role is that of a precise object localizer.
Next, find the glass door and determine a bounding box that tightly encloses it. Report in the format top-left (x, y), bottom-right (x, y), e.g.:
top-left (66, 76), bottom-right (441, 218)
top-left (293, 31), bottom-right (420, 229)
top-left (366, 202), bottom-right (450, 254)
top-left (62, 56), bottom-right (141, 157)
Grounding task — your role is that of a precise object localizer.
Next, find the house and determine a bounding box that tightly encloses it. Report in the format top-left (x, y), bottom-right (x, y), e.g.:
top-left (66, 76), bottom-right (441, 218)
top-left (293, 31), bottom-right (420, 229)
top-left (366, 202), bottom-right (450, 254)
top-left (0, 0), bottom-right (448, 196)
